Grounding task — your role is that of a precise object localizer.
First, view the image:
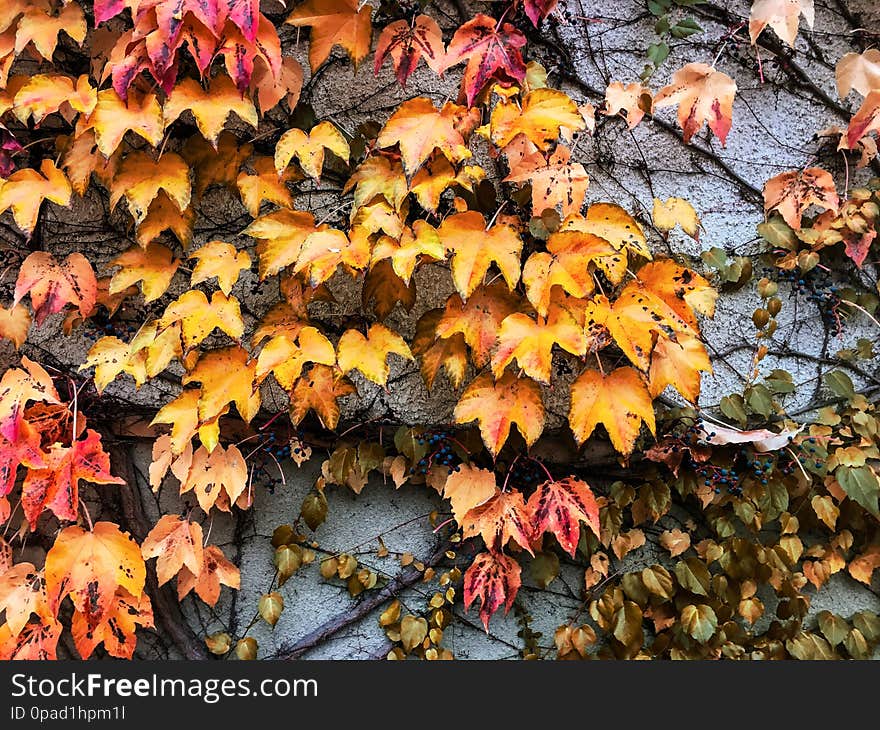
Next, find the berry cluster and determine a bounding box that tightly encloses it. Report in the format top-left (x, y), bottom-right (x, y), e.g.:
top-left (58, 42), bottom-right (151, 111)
top-left (772, 267), bottom-right (843, 334)
top-left (411, 429), bottom-right (463, 475)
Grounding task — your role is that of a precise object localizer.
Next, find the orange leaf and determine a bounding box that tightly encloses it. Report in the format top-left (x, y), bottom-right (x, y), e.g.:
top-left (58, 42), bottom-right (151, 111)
top-left (375, 14), bottom-right (445, 85)
top-left (836, 49), bottom-right (880, 99)
top-left (845, 90), bottom-right (880, 149)
top-left (0, 159), bottom-right (71, 237)
top-left (561, 202), bottom-right (651, 260)
top-left (72, 588), bottom-right (153, 659)
top-left (14, 251), bottom-right (95, 325)
top-left (85, 88), bottom-right (164, 157)
top-left (0, 303), bottom-right (31, 348)
top-left (236, 156), bottom-right (296, 217)
top-left (636, 259), bottom-right (716, 327)
top-left (294, 225), bottom-right (370, 286)
top-left (256, 327), bottom-right (336, 389)
top-left (412, 309), bottom-right (469, 390)
top-left (371, 221), bottom-right (445, 284)
top-left (289, 364), bottom-right (355, 430)
top-left (0, 617), bottom-right (61, 660)
top-left (749, 0), bottom-right (814, 47)
top-left (0, 357), bottom-right (58, 442)
top-left (461, 488), bottom-right (534, 554)
top-left (603, 81), bottom-right (651, 129)
top-left (490, 88), bottom-right (585, 150)
top-left (45, 521), bottom-right (145, 627)
top-left (285, 0), bottom-right (373, 72)
top-left (141, 514), bottom-right (204, 587)
top-left (763, 168), bottom-right (839, 229)
top-left (463, 550), bottom-right (521, 630)
top-left (442, 463), bottom-right (497, 525)
top-left (163, 74), bottom-right (258, 145)
top-left (337, 323), bottom-right (413, 387)
top-left (12, 73), bottom-right (96, 124)
top-left (648, 334), bottom-right (712, 403)
top-left (109, 151), bottom-right (191, 226)
top-left (653, 62), bottom-right (737, 145)
top-left (504, 139), bottom-right (589, 218)
top-left (176, 544), bottom-right (240, 606)
top-left (363, 259), bottom-right (417, 320)
top-left (527, 476), bottom-right (600, 557)
top-left (181, 443), bottom-right (248, 513)
top-left (0, 563), bottom-right (51, 637)
top-left (454, 372), bottom-right (544, 457)
top-left (246, 209), bottom-right (318, 279)
top-left (182, 345), bottom-right (260, 424)
top-left (275, 121), bottom-right (349, 179)
top-left (159, 289), bottom-right (244, 350)
top-left (569, 367), bottom-right (656, 455)
top-left (109, 242), bottom-right (180, 303)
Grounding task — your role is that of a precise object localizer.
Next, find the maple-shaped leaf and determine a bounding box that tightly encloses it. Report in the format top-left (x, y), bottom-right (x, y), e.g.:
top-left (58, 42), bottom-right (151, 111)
top-left (492, 306), bottom-right (586, 383)
top-left (653, 196), bottom-right (700, 240)
top-left (253, 52), bottom-right (303, 114)
top-left (141, 514), bottom-right (204, 587)
top-left (293, 224), bottom-right (370, 285)
top-left (12, 73), bottom-right (96, 125)
top-left (461, 488), bottom-right (534, 554)
top-left (109, 242), bottom-right (180, 303)
top-left (836, 50), bottom-right (880, 99)
top-left (0, 563), bottom-right (52, 638)
top-left (443, 14), bottom-right (527, 106)
top-left (372, 221), bottom-right (445, 284)
top-left (182, 345), bottom-right (260, 423)
top-left (189, 241), bottom-right (251, 296)
top-left (14, 251), bottom-right (96, 326)
top-left (181, 443), bottom-right (248, 512)
top-left (439, 211), bottom-right (523, 299)
top-left (636, 259), bottom-right (716, 328)
top-left (504, 138), bottom-right (589, 218)
top-left (521, 0), bottom-right (559, 26)
top-left (183, 131), bottom-right (253, 199)
top-left (463, 550), bottom-right (521, 630)
top-left (11, 1), bottom-right (87, 61)
top-left (289, 364), bottom-right (355, 429)
top-left (237, 156), bottom-right (296, 217)
top-left (81, 336), bottom-right (147, 392)
top-left (337, 323), bottom-right (413, 387)
top-left (603, 81), bottom-right (652, 129)
top-left (845, 90), bottom-right (880, 149)
top-left (72, 588), bottom-right (153, 659)
top-left (409, 156), bottom-right (485, 213)
top-left (412, 308), bottom-right (469, 390)
top-left (0, 424), bottom-right (46, 499)
top-left (561, 201), bottom-right (651, 260)
top-left (344, 156), bottom-right (408, 213)
top-left (491, 88), bottom-right (585, 150)
top-left (653, 63), bottom-right (737, 145)
top-left (375, 14), bottom-right (445, 85)
top-left (285, 0), bottom-right (373, 71)
top-left (569, 366), bottom-right (655, 455)
top-left (763, 168), bottom-right (839, 229)
top-left (0, 304), bottom-right (30, 348)
top-left (649, 333), bottom-right (712, 403)
top-left (0, 357), bottom-right (58, 443)
top-left (749, 0), bottom-right (814, 47)
top-left (45, 521), bottom-right (145, 628)
top-left (441, 463), bottom-right (497, 525)
top-left (246, 209), bottom-right (318, 278)
top-left (527, 476), bottom-right (599, 557)
top-left (436, 283), bottom-right (520, 368)
top-left (21, 429), bottom-right (124, 526)
top-left (85, 88), bottom-right (164, 157)
top-left (523, 231), bottom-right (624, 316)
top-left (0, 617), bottom-right (62, 660)
top-left (129, 320), bottom-right (183, 378)
top-left (275, 121), bottom-right (350, 179)
top-left (454, 372), bottom-right (544, 457)
top-left (363, 260), bottom-right (417, 319)
top-left (164, 75), bottom-right (258, 146)
top-left (110, 151), bottom-right (192, 227)
top-left (176, 544), bottom-right (240, 606)
top-left (377, 97), bottom-right (480, 176)
top-left (150, 388), bottom-right (223, 454)
top-left (159, 289), bottom-right (244, 349)
top-left (256, 327), bottom-right (336, 389)
top-left (0, 159), bottom-right (71, 237)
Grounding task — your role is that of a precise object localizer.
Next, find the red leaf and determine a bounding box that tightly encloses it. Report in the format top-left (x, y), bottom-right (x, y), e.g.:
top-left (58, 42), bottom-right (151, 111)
top-left (463, 551), bottom-right (521, 630)
top-left (527, 477), bottom-right (599, 557)
top-left (522, 0), bottom-right (558, 27)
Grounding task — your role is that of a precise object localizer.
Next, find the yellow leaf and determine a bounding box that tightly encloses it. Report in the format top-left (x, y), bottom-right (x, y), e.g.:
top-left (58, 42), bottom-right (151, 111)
top-left (289, 364), bottom-right (355, 429)
top-left (490, 88), bottom-right (585, 150)
top-left (0, 304), bottom-right (30, 348)
top-left (0, 159), bottom-right (71, 237)
top-left (164, 75), bottom-right (258, 145)
top-left (285, 0), bottom-right (373, 72)
top-left (256, 327), bottom-right (336, 389)
top-left (159, 290), bottom-right (244, 350)
top-left (275, 121), bottom-right (349, 179)
top-left (189, 241), bottom-right (251, 296)
top-left (246, 209), bottom-right (317, 279)
top-left (182, 345), bottom-right (260, 424)
top-left (337, 324), bottom-right (413, 386)
top-left (86, 89), bottom-right (164, 157)
top-left (236, 156), bottom-right (296, 217)
top-left (652, 197), bottom-right (700, 239)
top-left (110, 151), bottom-right (191, 226)
top-left (109, 243), bottom-right (180, 303)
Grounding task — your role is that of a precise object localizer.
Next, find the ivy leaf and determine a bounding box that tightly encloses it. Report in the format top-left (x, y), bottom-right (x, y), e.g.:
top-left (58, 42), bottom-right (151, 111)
top-left (176, 544), bottom-right (240, 606)
top-left (110, 151), bottom-right (192, 228)
top-left (603, 81), bottom-right (652, 129)
top-left (490, 88), bottom-right (585, 150)
top-left (159, 290), bottom-right (244, 350)
top-left (14, 252), bottom-right (96, 326)
top-left (454, 372), bottom-right (544, 457)
top-left (0, 357), bottom-right (59, 442)
top-left (72, 588), bottom-right (153, 660)
top-left (527, 476), bottom-right (600, 557)
top-left (182, 345), bottom-right (261, 424)
top-left (748, 0), bottom-right (814, 47)
top-left (109, 243), bottom-right (180, 303)
top-left (189, 241), bottom-right (251, 296)
top-left (256, 327), bottom-right (336, 389)
top-left (285, 0), bottom-right (373, 72)
top-left (0, 304), bottom-right (31, 349)
top-left (504, 140), bottom-right (589, 218)
top-left (442, 464), bottom-right (497, 525)
top-left (412, 309), bottom-right (469, 390)
top-left (0, 563), bottom-right (51, 638)
top-left (163, 75), bottom-right (258, 146)
top-left (0, 159), bottom-right (71, 237)
top-left (289, 365), bottom-right (355, 430)
top-left (836, 49), bottom-right (880, 98)
top-left (85, 89), bottom-right (164, 157)
top-left (463, 550), bottom-right (521, 630)
top-left (648, 334), bottom-right (712, 403)
top-left (375, 15), bottom-right (446, 86)
top-left (336, 324), bottom-right (413, 387)
top-left (141, 514), bottom-right (204, 587)
top-left (835, 464), bottom-right (880, 518)
top-left (275, 121), bottom-right (350, 179)
top-left (461, 489), bottom-right (534, 554)
top-left (653, 62), bottom-right (737, 145)
top-left (680, 604), bottom-right (717, 643)
top-left (763, 168), bottom-right (839, 229)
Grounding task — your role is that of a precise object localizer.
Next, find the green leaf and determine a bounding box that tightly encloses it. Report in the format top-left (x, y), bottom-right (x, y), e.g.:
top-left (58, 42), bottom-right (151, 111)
top-left (680, 604), bottom-right (717, 643)
top-left (817, 611), bottom-right (849, 647)
top-left (765, 369), bottom-right (795, 394)
top-left (720, 394), bottom-right (748, 427)
top-left (648, 0), bottom-right (672, 14)
top-left (700, 246), bottom-right (729, 271)
top-left (745, 384), bottom-right (774, 418)
top-left (824, 370), bottom-right (856, 400)
top-left (757, 216), bottom-right (797, 249)
top-left (836, 464), bottom-right (880, 518)
top-left (647, 41), bottom-right (670, 67)
top-left (670, 21), bottom-right (702, 38)
top-left (654, 16), bottom-right (671, 34)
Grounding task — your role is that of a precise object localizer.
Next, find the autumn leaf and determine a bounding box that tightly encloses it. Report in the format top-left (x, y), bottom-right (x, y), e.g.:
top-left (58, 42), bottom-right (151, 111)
top-left (12, 73), bottom-right (96, 124)
top-left (491, 306), bottom-right (586, 383)
top-left (561, 201), bottom-right (651, 260)
top-left (377, 97), bottom-right (479, 176)
top-left (337, 324), bottom-right (413, 387)
top-left (648, 334), bottom-right (712, 403)
top-left (652, 197), bottom-right (700, 239)
top-left (344, 156), bottom-right (408, 213)
top-left (836, 49), bottom-right (880, 98)
top-left (0, 617), bottom-right (62, 660)
top-left (363, 260), bottom-right (416, 319)
top-left (461, 489), bottom-right (533, 554)
top-left (490, 88), bottom-right (585, 150)
top-left (109, 243), bottom-right (180, 303)
top-left (0, 563), bottom-right (51, 637)
top-left (14, 251), bottom-right (96, 325)
top-left (181, 444), bottom-right (248, 513)
top-left (294, 225), bottom-right (370, 286)
top-left (749, 0), bottom-right (814, 47)
top-left (12, 2), bottom-right (87, 61)
top-left (375, 15), bottom-right (445, 85)
top-left (439, 211), bottom-right (523, 299)
top-left (45, 522), bottom-right (145, 628)
top-left (247, 209), bottom-right (318, 279)
top-left (527, 476), bottom-right (600, 557)
top-left (72, 588), bottom-right (153, 659)
top-left (285, 0), bottom-right (373, 72)
top-left (0, 424), bottom-right (46, 498)
top-left (504, 138), bottom-right (589, 218)
top-left (635, 259), bottom-right (716, 328)
top-left (256, 327), bottom-right (336, 389)
top-left (696, 420), bottom-right (804, 452)
top-left (372, 221), bottom-right (445, 284)
top-left (150, 388), bottom-right (222, 455)
top-left (0, 159), bottom-right (71, 237)
top-left (442, 464), bottom-right (497, 525)
top-left (289, 364), bottom-right (355, 430)
top-left (177, 545), bottom-right (240, 606)
top-left (653, 63), bottom-right (737, 145)
top-left (845, 90), bottom-right (880, 150)
top-left (110, 151), bottom-right (191, 227)
top-left (763, 168), bottom-right (839, 229)
top-left (521, 0), bottom-right (559, 26)
top-left (275, 121), bottom-right (350, 179)
top-left (412, 309), bottom-right (469, 390)
top-left (189, 241), bottom-right (251, 296)
top-left (463, 550), bottom-right (521, 630)
top-left (181, 345), bottom-right (260, 423)
top-left (164, 75), bottom-right (258, 146)
top-left (159, 289), bottom-right (244, 349)
top-left (409, 156), bottom-right (485, 213)
top-left (21, 429), bottom-right (124, 526)
top-left (603, 81), bottom-right (651, 129)
top-left (237, 156), bottom-right (297, 216)
top-left (0, 357), bottom-right (59, 442)
top-left (85, 89), bottom-right (164, 157)
top-left (454, 372), bottom-right (544, 457)
top-left (141, 514), bottom-right (204, 587)
top-left (0, 303), bottom-right (30, 348)
top-left (443, 14), bottom-right (527, 106)
top-left (569, 367), bottom-right (656, 456)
